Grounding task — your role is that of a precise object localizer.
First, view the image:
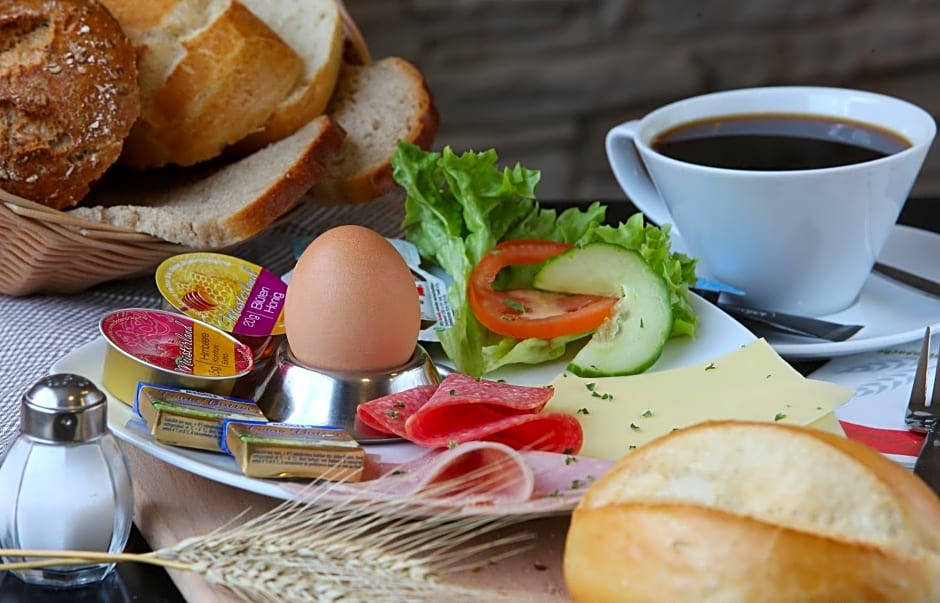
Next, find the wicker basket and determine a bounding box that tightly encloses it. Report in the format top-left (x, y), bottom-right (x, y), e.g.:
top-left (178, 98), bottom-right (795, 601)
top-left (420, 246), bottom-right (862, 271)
top-left (0, 190), bottom-right (196, 296)
top-left (0, 3), bottom-right (374, 298)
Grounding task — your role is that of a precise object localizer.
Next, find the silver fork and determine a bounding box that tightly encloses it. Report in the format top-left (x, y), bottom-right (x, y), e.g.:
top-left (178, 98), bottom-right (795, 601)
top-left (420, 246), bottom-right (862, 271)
top-left (905, 326), bottom-right (940, 492)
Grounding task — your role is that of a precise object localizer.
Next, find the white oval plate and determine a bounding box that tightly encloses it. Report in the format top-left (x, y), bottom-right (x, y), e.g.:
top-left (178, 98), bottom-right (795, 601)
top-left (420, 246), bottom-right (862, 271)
top-left (51, 293), bottom-right (754, 508)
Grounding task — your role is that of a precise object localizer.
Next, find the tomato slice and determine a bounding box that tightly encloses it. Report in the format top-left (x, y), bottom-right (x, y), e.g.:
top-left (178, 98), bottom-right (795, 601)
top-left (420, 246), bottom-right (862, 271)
top-left (468, 239), bottom-right (618, 340)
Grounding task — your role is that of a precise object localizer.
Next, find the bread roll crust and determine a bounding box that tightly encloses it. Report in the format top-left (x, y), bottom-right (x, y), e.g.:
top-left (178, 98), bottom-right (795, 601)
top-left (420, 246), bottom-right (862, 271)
top-left (565, 502), bottom-right (940, 603)
top-left (564, 420), bottom-right (940, 602)
top-left (102, 0), bottom-right (303, 169)
top-left (0, 0), bottom-right (139, 209)
top-left (233, 0), bottom-right (345, 154)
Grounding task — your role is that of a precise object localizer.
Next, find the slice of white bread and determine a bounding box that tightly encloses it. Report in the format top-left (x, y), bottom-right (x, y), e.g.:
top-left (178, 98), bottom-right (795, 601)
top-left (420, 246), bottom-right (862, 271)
top-left (310, 57), bottom-right (439, 205)
top-left (101, 0), bottom-right (303, 169)
top-left (233, 0), bottom-right (345, 154)
top-left (564, 420), bottom-right (940, 603)
top-left (69, 116), bottom-right (344, 248)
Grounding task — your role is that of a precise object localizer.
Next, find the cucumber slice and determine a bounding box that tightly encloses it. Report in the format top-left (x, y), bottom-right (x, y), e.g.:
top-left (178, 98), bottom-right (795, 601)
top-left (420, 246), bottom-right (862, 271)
top-left (533, 242), bottom-right (672, 377)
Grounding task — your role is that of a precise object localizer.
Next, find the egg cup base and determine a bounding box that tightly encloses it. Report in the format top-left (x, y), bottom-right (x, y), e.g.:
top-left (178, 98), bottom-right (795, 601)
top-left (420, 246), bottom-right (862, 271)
top-left (255, 340), bottom-right (441, 443)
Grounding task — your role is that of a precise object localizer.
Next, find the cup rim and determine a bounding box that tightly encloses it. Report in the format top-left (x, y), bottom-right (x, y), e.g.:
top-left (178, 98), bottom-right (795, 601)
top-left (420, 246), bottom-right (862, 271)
top-left (631, 85), bottom-right (937, 175)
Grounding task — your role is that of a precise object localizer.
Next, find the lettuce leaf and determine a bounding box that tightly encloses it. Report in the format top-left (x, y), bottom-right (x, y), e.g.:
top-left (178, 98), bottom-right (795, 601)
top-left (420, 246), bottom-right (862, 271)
top-left (392, 141), bottom-right (697, 376)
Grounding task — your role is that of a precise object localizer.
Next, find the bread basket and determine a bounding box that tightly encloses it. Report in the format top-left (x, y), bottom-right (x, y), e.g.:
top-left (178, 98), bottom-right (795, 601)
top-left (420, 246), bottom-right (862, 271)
top-left (0, 190), bottom-right (191, 296)
top-left (0, 2), bottom-right (376, 298)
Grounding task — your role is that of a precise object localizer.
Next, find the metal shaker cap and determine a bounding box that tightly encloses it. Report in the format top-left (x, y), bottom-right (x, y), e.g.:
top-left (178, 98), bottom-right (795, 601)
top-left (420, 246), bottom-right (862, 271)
top-left (20, 373), bottom-right (108, 442)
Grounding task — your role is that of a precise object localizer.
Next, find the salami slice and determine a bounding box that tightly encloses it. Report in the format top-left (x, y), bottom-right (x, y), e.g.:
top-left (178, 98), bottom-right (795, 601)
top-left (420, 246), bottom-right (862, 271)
top-left (404, 373), bottom-right (582, 453)
top-left (356, 384), bottom-right (437, 437)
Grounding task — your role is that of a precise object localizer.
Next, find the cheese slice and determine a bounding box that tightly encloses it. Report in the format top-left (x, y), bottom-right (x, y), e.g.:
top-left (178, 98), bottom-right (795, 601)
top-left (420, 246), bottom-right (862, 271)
top-left (545, 339), bottom-right (853, 461)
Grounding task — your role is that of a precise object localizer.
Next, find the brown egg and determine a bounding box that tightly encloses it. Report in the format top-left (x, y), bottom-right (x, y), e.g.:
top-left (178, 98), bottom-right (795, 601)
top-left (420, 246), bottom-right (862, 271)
top-left (284, 225), bottom-right (421, 372)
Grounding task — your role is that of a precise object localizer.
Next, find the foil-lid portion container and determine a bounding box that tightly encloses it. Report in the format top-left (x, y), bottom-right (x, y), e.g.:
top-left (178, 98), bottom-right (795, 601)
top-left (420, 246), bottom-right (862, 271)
top-left (99, 308), bottom-right (254, 405)
top-left (155, 252), bottom-right (287, 362)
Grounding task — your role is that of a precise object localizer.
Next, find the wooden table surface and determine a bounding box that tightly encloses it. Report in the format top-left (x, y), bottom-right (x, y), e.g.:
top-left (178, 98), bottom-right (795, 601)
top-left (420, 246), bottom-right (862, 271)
top-left (125, 445), bottom-right (575, 602)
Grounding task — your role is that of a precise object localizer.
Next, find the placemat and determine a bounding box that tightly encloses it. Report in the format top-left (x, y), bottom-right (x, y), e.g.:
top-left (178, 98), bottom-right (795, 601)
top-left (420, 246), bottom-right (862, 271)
top-left (0, 196), bottom-right (406, 456)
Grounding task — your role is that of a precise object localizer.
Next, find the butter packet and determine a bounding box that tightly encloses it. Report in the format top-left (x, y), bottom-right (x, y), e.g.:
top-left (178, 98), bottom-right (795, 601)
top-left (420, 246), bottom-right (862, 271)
top-left (221, 420), bottom-right (365, 482)
top-left (134, 383), bottom-right (267, 452)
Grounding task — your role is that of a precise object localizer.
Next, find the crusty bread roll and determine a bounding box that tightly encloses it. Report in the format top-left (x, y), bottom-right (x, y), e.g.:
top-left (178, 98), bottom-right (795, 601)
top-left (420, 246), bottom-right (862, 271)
top-left (310, 57), bottom-right (439, 205)
top-left (0, 0), bottom-right (139, 210)
top-left (563, 420), bottom-right (940, 603)
top-left (69, 115), bottom-right (344, 247)
top-left (101, 0), bottom-right (303, 169)
top-left (232, 0), bottom-right (345, 155)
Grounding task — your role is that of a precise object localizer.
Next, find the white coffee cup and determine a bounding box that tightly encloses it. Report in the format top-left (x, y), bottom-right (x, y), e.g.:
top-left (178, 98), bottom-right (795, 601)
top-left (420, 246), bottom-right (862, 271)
top-left (606, 86), bottom-right (936, 316)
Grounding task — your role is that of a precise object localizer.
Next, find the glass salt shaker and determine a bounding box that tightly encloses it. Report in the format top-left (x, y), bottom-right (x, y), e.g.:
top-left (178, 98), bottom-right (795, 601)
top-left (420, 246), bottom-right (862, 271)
top-left (0, 373), bottom-right (134, 588)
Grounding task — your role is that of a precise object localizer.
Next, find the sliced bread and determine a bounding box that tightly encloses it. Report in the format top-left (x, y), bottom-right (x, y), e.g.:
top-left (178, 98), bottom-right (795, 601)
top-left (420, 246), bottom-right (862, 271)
top-left (101, 0), bottom-right (303, 169)
top-left (564, 420), bottom-right (940, 602)
top-left (310, 57), bottom-right (439, 205)
top-left (233, 0), bottom-right (345, 154)
top-left (69, 115), bottom-right (344, 248)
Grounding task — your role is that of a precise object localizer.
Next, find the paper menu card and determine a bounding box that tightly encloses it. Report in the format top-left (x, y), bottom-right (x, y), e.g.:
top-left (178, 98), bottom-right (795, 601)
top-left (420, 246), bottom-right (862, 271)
top-left (545, 339), bottom-right (854, 461)
top-left (810, 339), bottom-right (935, 469)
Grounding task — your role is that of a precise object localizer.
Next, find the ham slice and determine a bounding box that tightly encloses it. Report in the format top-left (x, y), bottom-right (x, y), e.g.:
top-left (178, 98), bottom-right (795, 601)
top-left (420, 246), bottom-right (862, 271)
top-left (356, 373), bottom-right (584, 453)
top-left (282, 441), bottom-right (615, 514)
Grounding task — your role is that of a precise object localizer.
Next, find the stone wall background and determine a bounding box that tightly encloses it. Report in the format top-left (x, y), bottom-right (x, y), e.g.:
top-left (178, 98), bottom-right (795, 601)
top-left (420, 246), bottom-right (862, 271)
top-left (345, 0), bottom-right (940, 202)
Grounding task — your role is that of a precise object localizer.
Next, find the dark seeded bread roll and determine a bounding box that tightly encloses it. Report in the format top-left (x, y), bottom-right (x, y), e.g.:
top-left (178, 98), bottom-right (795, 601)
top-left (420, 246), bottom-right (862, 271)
top-left (0, 0), bottom-right (140, 210)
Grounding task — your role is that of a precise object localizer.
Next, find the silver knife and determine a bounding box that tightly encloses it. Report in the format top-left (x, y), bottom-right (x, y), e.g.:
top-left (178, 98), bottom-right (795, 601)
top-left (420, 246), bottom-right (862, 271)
top-left (873, 262), bottom-right (940, 298)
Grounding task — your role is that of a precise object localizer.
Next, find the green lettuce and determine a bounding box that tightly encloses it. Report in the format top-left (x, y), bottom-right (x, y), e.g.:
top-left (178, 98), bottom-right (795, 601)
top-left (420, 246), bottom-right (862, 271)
top-left (392, 141), bottom-right (698, 377)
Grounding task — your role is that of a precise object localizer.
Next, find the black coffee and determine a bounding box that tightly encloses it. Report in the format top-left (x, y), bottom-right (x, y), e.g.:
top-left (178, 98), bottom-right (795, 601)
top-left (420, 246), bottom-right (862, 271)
top-left (651, 113), bottom-right (911, 171)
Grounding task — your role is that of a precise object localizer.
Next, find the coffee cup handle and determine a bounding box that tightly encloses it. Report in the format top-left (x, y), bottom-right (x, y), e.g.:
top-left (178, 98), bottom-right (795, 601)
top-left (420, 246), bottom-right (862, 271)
top-left (605, 121), bottom-right (676, 230)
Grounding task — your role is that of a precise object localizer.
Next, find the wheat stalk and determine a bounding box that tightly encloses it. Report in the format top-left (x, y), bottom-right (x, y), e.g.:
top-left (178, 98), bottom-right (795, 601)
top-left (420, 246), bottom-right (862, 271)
top-left (0, 459), bottom-right (541, 602)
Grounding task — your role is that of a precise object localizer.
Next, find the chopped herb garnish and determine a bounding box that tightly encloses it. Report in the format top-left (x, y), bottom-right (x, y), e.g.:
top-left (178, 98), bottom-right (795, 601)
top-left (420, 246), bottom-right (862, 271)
top-left (564, 455), bottom-right (577, 465)
top-left (628, 444), bottom-right (637, 449)
top-left (547, 490), bottom-right (561, 498)
top-left (393, 401), bottom-right (406, 408)
top-left (387, 409), bottom-right (400, 419)
top-left (640, 317), bottom-right (645, 328)
top-left (816, 406), bottom-right (823, 411)
top-left (774, 412), bottom-right (787, 422)
top-left (504, 298), bottom-right (526, 313)
top-left (571, 479), bottom-right (582, 490)
top-left (449, 389), bottom-right (457, 395)
top-left (391, 469), bottom-right (407, 476)
top-left (629, 423), bottom-right (640, 431)
top-left (585, 382), bottom-right (597, 392)
top-left (447, 440), bottom-right (459, 449)
top-left (576, 407), bottom-right (590, 415)
top-left (641, 409), bottom-right (653, 418)
top-left (705, 362), bottom-right (716, 371)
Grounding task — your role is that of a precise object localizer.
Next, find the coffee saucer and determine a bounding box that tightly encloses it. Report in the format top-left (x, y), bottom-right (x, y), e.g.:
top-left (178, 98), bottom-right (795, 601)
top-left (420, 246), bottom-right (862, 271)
top-left (709, 224), bottom-right (940, 360)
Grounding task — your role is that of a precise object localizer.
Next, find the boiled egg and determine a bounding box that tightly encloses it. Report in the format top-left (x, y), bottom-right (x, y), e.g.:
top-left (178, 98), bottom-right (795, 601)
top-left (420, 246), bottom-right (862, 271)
top-left (284, 225), bottom-right (421, 372)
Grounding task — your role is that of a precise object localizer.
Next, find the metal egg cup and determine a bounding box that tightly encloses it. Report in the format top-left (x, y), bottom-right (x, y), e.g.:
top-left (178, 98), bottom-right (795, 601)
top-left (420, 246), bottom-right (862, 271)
top-left (255, 339), bottom-right (441, 443)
